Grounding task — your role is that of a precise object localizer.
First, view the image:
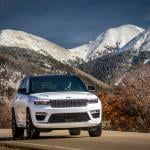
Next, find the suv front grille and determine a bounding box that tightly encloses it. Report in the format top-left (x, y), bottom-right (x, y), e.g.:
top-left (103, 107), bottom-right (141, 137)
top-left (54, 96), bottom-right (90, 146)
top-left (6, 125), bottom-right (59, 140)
top-left (48, 113), bottom-right (90, 123)
top-left (49, 99), bottom-right (87, 108)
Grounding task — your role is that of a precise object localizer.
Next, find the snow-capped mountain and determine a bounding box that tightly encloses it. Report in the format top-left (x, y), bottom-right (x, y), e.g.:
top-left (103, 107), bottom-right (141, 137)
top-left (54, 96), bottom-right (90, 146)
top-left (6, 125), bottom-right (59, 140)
top-left (0, 29), bottom-right (70, 62)
top-left (69, 24), bottom-right (144, 61)
top-left (0, 25), bottom-right (144, 63)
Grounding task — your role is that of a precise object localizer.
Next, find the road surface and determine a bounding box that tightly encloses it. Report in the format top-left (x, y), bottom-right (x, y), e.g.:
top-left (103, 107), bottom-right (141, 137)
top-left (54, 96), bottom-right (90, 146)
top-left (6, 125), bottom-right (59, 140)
top-left (0, 129), bottom-right (150, 150)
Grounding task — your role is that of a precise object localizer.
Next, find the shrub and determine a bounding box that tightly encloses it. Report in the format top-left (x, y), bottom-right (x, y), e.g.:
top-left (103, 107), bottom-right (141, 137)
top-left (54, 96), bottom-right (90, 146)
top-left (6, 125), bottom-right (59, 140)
top-left (99, 65), bottom-right (150, 132)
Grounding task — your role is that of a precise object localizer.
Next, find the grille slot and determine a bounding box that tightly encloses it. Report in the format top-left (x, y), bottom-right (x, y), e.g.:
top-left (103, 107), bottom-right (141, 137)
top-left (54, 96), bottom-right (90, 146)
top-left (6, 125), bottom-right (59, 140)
top-left (49, 113), bottom-right (90, 123)
top-left (49, 99), bottom-right (87, 108)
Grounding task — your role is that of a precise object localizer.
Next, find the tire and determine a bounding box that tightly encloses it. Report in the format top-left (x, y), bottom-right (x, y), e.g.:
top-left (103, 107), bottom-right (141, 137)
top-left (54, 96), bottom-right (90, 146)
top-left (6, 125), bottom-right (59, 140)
top-left (69, 129), bottom-right (81, 136)
top-left (26, 109), bottom-right (40, 139)
top-left (88, 124), bottom-right (102, 137)
top-left (12, 108), bottom-right (24, 139)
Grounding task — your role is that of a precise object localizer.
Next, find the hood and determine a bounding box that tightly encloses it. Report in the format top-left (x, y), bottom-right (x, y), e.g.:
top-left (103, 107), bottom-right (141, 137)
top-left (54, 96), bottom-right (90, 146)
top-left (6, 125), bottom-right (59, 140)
top-left (30, 91), bottom-right (98, 100)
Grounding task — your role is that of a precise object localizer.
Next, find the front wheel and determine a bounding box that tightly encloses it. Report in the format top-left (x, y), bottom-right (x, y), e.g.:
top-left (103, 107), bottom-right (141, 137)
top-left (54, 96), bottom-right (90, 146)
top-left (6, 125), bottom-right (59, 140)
top-left (26, 109), bottom-right (40, 139)
top-left (88, 124), bottom-right (102, 137)
top-left (12, 108), bottom-right (24, 139)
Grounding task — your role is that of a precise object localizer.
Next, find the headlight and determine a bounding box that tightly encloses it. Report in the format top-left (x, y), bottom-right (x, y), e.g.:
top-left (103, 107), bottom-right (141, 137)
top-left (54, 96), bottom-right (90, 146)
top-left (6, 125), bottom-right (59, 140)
top-left (87, 98), bottom-right (99, 103)
top-left (34, 100), bottom-right (50, 105)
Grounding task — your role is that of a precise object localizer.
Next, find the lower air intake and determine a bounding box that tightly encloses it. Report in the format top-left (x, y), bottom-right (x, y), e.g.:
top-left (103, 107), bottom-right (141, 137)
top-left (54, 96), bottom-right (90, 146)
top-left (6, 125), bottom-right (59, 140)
top-left (49, 113), bottom-right (90, 123)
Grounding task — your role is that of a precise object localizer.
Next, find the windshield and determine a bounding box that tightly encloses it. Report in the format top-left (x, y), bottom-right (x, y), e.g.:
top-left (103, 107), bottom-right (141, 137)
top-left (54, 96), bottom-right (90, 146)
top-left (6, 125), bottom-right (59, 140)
top-left (30, 75), bottom-right (87, 94)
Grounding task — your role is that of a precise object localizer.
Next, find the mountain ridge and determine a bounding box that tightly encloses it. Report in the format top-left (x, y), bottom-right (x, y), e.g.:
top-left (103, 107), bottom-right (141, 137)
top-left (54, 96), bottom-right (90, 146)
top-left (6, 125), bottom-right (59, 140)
top-left (0, 24), bottom-right (144, 63)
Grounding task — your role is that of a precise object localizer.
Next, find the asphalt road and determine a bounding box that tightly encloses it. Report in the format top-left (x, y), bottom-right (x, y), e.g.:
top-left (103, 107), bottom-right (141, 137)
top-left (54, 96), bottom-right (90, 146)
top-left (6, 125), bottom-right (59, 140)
top-left (0, 129), bottom-right (150, 150)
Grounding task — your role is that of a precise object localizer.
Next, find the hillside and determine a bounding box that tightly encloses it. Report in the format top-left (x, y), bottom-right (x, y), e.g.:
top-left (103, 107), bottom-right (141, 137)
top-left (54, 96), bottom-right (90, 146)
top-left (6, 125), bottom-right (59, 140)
top-left (0, 46), bottom-right (111, 103)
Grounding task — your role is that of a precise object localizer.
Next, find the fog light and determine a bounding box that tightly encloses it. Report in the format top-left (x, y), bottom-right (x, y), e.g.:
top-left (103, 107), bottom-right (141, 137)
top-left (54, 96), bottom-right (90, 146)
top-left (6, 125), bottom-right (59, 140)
top-left (90, 110), bottom-right (100, 118)
top-left (35, 112), bottom-right (47, 121)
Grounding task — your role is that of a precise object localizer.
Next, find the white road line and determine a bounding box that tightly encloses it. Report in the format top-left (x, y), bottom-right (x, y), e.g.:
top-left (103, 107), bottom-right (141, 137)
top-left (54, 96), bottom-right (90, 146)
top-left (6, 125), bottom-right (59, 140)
top-left (4, 141), bottom-right (83, 150)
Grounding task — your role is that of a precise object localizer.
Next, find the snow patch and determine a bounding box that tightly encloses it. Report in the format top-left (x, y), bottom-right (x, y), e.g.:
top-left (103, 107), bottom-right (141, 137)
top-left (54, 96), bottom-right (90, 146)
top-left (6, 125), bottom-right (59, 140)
top-left (120, 28), bottom-right (150, 53)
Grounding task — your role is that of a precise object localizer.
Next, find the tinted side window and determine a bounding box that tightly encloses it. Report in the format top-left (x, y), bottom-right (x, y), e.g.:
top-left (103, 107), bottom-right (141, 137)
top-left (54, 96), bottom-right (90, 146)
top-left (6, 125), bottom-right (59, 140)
top-left (19, 79), bottom-right (25, 89)
top-left (22, 79), bottom-right (27, 89)
top-left (18, 78), bottom-right (30, 94)
top-left (25, 78), bottom-right (30, 93)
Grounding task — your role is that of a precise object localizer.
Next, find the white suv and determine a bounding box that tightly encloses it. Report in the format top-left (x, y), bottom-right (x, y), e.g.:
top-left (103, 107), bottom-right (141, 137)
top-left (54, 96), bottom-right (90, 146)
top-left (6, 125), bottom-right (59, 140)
top-left (12, 75), bottom-right (102, 139)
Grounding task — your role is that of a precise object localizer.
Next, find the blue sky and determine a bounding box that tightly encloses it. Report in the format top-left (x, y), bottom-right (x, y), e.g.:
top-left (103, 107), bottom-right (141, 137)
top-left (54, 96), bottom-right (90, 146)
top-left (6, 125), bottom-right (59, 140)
top-left (0, 0), bottom-right (150, 48)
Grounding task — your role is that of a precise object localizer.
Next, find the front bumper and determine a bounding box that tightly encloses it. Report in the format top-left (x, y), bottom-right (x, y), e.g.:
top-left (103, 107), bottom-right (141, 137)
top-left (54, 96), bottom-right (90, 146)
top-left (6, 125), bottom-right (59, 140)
top-left (30, 103), bottom-right (102, 129)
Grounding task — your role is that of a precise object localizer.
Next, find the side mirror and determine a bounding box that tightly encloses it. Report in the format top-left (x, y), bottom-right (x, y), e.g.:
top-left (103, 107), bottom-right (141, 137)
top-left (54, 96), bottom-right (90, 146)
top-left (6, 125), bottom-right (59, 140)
top-left (18, 88), bottom-right (27, 94)
top-left (87, 85), bottom-right (96, 92)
